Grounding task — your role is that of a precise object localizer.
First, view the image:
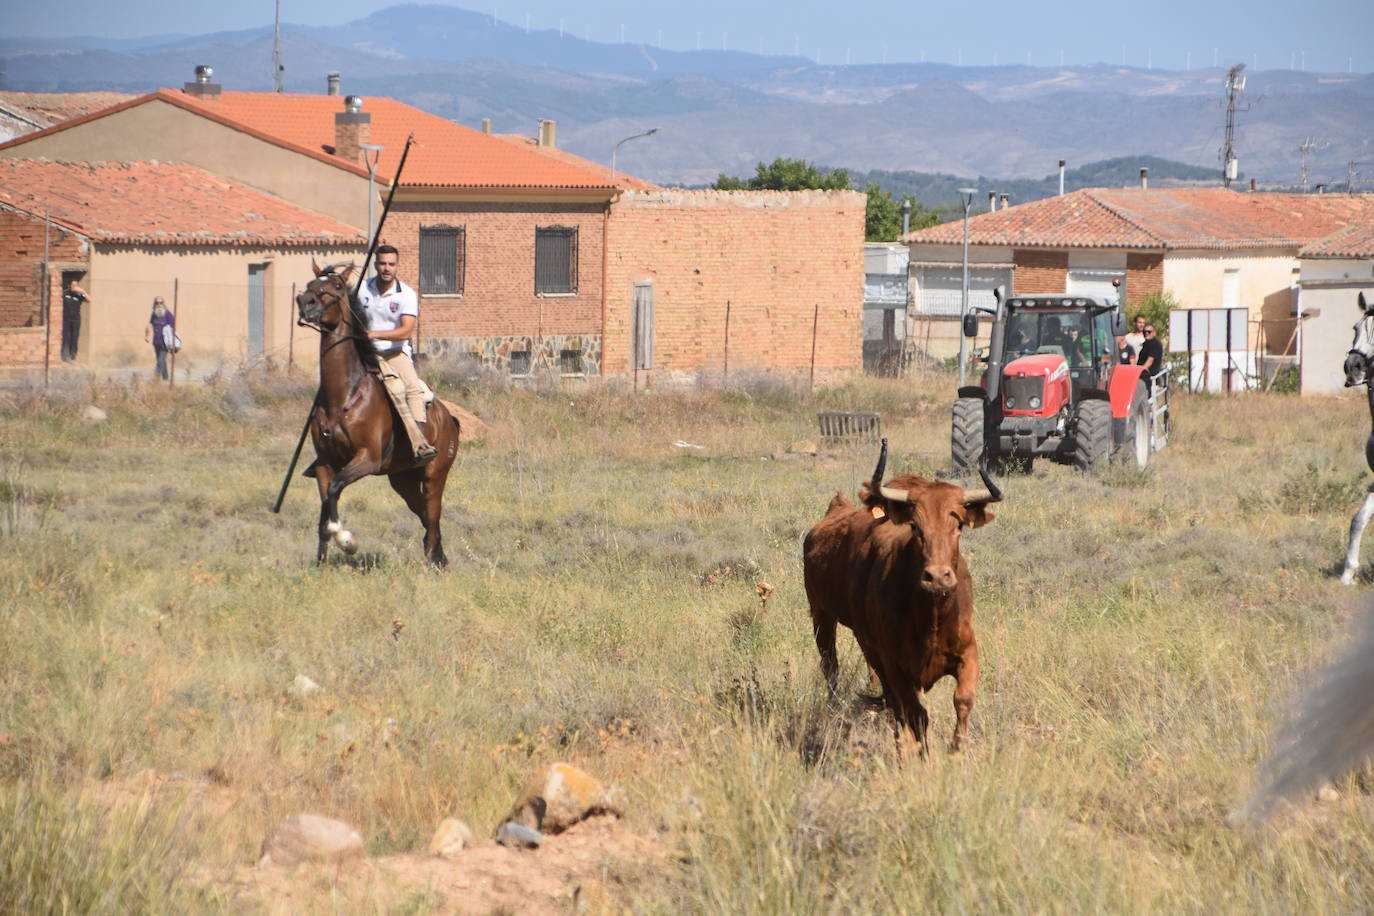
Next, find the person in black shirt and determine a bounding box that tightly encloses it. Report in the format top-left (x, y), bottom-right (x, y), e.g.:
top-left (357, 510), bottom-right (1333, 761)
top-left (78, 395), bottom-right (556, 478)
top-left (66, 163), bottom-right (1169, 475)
top-left (60, 279), bottom-right (89, 362)
top-left (1136, 323), bottom-right (1164, 384)
top-left (1116, 334), bottom-right (1136, 365)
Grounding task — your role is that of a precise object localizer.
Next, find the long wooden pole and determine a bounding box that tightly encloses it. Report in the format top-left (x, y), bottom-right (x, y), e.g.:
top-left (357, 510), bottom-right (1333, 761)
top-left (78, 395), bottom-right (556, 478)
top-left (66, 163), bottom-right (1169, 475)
top-left (43, 214), bottom-right (51, 390)
top-left (273, 134), bottom-right (415, 513)
top-left (722, 299), bottom-right (731, 382)
top-left (288, 281), bottom-right (296, 373)
top-left (809, 302), bottom-right (819, 392)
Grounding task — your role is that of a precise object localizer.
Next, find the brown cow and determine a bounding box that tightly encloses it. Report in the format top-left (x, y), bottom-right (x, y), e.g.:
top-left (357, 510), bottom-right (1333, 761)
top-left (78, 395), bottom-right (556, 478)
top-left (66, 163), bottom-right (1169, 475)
top-left (802, 440), bottom-right (1001, 754)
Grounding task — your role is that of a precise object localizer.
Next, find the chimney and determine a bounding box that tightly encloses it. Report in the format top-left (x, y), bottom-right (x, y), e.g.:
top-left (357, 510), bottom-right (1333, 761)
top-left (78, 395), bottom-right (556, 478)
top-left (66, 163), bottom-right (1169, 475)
top-left (183, 64), bottom-right (222, 98)
top-left (327, 71), bottom-right (340, 95)
top-left (481, 117), bottom-right (492, 134)
top-left (334, 96), bottom-right (371, 163)
top-left (1316, 183), bottom-right (1326, 194)
top-left (1139, 167), bottom-right (1149, 190)
top-left (1058, 159), bottom-right (1066, 196)
top-left (1250, 177), bottom-right (1257, 192)
top-left (988, 191), bottom-right (997, 212)
top-left (538, 119), bottom-right (557, 148)
top-left (999, 192), bottom-right (1010, 209)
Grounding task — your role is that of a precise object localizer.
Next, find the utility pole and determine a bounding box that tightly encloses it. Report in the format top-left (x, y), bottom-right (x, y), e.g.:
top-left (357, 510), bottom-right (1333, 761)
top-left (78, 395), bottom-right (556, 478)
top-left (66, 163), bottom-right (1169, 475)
top-left (1349, 160), bottom-right (1362, 196)
top-left (273, 0), bottom-right (284, 92)
top-left (1219, 64), bottom-right (1246, 188)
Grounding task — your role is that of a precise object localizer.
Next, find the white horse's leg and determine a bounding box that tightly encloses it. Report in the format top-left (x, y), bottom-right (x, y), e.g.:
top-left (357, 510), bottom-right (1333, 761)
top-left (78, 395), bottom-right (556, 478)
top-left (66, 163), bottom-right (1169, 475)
top-left (1342, 489), bottom-right (1374, 585)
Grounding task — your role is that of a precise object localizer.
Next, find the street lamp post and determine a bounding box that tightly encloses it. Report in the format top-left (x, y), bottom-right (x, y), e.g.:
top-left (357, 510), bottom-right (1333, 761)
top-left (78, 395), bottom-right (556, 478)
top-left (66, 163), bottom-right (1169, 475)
top-left (611, 128), bottom-right (659, 185)
top-left (957, 187), bottom-right (978, 387)
top-left (360, 143), bottom-right (385, 248)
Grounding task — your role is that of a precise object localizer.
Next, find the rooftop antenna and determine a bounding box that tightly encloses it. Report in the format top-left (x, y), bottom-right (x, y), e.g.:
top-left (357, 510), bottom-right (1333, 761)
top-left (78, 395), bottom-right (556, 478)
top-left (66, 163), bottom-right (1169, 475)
top-left (1298, 137), bottom-right (1328, 190)
top-left (273, 0), bottom-right (284, 92)
top-left (1219, 63), bottom-right (1247, 188)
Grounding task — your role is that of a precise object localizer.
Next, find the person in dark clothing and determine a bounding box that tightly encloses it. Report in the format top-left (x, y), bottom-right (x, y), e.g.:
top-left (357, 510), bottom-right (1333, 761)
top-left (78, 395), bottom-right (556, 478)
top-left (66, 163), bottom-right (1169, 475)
top-left (144, 296), bottom-right (175, 380)
top-left (1136, 324), bottom-right (1164, 386)
top-left (60, 279), bottom-right (89, 361)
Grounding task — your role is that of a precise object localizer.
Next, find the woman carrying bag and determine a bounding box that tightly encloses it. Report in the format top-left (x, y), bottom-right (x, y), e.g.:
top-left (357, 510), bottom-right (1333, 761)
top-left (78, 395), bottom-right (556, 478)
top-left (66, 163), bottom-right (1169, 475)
top-left (144, 296), bottom-right (178, 380)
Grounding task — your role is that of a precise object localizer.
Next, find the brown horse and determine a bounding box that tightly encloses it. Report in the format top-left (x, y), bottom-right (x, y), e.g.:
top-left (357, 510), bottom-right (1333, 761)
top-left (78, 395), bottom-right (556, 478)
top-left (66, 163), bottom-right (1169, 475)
top-left (295, 262), bottom-right (459, 566)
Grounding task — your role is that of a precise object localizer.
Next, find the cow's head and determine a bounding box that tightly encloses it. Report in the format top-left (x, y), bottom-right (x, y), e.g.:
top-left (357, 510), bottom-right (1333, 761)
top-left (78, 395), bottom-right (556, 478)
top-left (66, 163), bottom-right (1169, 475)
top-left (861, 440), bottom-right (1001, 596)
top-left (296, 260), bottom-right (357, 330)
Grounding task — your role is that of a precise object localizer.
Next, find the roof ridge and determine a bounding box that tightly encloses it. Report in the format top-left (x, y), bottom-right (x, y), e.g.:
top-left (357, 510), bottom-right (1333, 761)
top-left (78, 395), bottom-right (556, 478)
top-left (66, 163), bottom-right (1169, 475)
top-left (1083, 189), bottom-right (1166, 247)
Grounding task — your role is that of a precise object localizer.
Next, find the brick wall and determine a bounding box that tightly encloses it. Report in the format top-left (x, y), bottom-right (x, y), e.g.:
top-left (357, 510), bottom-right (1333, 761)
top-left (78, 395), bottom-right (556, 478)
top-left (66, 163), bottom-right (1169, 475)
top-left (603, 189), bottom-right (866, 381)
top-left (1012, 249), bottom-right (1068, 294)
top-left (1125, 252), bottom-right (1164, 307)
top-left (0, 206), bottom-right (87, 329)
top-left (385, 200), bottom-right (605, 343)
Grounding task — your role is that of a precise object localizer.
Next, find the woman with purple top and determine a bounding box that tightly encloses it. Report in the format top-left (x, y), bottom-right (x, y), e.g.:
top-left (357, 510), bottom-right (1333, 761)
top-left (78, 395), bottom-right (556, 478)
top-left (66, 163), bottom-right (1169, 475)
top-left (144, 296), bottom-right (175, 380)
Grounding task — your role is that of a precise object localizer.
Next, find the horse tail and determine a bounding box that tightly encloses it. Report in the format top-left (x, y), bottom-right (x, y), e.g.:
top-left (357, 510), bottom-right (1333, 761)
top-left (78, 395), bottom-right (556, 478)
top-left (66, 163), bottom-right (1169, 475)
top-left (1236, 597), bottom-right (1374, 824)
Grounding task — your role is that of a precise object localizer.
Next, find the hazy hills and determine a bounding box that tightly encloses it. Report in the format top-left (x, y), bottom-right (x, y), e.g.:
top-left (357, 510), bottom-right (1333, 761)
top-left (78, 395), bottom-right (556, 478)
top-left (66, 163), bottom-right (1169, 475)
top-left (3, 2), bottom-right (1370, 194)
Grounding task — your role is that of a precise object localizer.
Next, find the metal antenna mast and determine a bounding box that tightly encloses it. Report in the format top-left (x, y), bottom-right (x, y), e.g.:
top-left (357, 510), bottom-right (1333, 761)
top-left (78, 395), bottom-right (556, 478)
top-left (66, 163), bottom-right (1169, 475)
top-left (1219, 63), bottom-right (1246, 188)
top-left (1298, 137), bottom-right (1327, 191)
top-left (273, 0), bottom-right (285, 92)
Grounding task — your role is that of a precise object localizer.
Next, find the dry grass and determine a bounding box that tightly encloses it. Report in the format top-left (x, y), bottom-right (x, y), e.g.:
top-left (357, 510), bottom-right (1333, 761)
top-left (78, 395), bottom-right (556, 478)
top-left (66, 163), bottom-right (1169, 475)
top-left (2, 370), bottom-right (1373, 912)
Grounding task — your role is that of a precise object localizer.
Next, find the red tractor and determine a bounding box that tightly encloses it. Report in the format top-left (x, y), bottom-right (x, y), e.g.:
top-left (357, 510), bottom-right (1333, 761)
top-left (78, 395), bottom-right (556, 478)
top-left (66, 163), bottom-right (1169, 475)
top-left (951, 291), bottom-right (1169, 474)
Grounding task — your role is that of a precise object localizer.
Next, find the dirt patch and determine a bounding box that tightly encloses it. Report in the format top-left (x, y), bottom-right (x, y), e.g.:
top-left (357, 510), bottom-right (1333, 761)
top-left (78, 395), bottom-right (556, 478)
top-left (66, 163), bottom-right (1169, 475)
top-left (227, 814), bottom-right (667, 913)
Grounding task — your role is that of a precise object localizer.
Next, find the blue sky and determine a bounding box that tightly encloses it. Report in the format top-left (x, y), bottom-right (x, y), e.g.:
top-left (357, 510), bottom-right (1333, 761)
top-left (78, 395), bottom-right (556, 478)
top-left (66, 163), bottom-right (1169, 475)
top-left (8, 0), bottom-right (1373, 74)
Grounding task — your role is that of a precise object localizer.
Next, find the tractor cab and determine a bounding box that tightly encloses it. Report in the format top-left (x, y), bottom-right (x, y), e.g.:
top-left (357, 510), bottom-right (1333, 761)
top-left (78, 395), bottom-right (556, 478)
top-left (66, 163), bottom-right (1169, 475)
top-left (954, 293), bottom-right (1169, 474)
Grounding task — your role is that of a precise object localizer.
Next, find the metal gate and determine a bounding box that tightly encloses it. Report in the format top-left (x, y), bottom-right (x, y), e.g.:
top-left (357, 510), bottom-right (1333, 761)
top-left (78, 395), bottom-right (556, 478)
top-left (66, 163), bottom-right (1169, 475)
top-left (247, 263), bottom-right (267, 357)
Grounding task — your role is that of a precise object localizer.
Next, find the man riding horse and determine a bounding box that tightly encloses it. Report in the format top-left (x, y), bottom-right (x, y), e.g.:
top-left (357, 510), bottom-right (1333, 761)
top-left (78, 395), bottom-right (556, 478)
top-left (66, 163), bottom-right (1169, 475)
top-left (360, 244), bottom-right (437, 463)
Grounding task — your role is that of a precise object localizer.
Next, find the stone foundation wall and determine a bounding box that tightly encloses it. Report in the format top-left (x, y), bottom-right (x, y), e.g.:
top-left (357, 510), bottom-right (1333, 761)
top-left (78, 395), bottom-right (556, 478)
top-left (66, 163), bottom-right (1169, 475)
top-left (424, 333), bottom-right (602, 377)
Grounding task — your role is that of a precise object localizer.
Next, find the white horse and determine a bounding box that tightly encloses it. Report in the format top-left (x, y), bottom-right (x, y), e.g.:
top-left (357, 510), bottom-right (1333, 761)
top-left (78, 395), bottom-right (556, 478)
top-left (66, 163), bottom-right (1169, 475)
top-left (1341, 291), bottom-right (1374, 585)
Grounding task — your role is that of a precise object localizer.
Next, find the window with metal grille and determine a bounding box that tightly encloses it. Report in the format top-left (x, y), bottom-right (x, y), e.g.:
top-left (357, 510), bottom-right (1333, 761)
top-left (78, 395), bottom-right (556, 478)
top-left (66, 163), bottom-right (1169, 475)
top-left (419, 225), bottom-right (465, 294)
top-left (535, 226), bottom-right (578, 295)
top-left (559, 349), bottom-right (584, 375)
top-left (509, 350), bottom-right (532, 376)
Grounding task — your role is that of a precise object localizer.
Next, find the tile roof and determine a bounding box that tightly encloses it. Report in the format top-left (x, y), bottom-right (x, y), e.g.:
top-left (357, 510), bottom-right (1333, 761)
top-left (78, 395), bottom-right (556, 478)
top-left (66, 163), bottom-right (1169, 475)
top-left (0, 91), bottom-right (137, 132)
top-left (492, 133), bottom-right (661, 190)
top-left (1300, 220), bottom-right (1374, 259)
top-left (162, 90), bottom-right (619, 190)
top-left (0, 158), bottom-right (366, 247)
top-left (902, 188), bottom-right (1374, 251)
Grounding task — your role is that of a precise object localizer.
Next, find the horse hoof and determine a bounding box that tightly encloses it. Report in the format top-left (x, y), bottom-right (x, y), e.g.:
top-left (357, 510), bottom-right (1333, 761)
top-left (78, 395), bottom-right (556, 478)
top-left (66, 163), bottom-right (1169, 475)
top-left (335, 530), bottom-right (358, 555)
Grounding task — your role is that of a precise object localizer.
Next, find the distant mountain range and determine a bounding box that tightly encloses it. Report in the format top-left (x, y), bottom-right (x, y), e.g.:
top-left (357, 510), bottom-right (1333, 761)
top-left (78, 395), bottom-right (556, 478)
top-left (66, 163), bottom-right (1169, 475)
top-left (3, 3), bottom-right (1371, 198)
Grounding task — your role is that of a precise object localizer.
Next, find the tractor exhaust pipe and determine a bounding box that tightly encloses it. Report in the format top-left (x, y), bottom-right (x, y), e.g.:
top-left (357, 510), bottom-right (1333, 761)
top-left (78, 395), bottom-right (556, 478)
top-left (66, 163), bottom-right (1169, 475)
top-left (984, 286), bottom-right (1008, 406)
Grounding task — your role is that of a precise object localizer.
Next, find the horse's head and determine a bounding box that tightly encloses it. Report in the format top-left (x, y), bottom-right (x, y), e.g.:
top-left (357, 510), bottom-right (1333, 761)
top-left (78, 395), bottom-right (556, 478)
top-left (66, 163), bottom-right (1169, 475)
top-left (1345, 291), bottom-right (1374, 388)
top-left (296, 260), bottom-right (357, 330)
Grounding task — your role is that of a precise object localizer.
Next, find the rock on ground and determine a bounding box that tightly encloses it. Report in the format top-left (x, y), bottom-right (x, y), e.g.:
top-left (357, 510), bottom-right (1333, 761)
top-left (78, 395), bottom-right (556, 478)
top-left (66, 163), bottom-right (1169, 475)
top-left (428, 817), bottom-right (475, 857)
top-left (259, 813), bottom-right (364, 868)
top-left (80, 404), bottom-right (108, 423)
top-left (508, 762), bottom-right (627, 835)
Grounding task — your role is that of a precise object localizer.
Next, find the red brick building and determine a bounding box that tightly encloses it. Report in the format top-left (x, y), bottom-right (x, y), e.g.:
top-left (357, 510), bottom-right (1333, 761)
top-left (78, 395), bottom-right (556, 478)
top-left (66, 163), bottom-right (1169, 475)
top-left (0, 78), bottom-right (866, 381)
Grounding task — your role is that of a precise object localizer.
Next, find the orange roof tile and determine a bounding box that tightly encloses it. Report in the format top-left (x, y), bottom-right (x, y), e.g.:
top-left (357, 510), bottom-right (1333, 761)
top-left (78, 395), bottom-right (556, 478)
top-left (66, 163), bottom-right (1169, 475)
top-left (1300, 220), bottom-right (1374, 259)
top-left (164, 90), bottom-right (620, 190)
top-left (902, 188), bottom-right (1374, 251)
top-left (0, 158), bottom-right (365, 247)
top-left (492, 133), bottom-right (661, 190)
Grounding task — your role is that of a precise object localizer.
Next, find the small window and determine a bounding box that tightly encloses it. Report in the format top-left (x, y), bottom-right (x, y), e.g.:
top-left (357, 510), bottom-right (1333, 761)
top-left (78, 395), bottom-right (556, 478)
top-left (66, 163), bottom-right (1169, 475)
top-left (509, 350), bottom-right (532, 376)
top-left (419, 225), bottom-right (465, 294)
top-left (535, 226), bottom-right (578, 295)
top-left (559, 349), bottom-right (584, 375)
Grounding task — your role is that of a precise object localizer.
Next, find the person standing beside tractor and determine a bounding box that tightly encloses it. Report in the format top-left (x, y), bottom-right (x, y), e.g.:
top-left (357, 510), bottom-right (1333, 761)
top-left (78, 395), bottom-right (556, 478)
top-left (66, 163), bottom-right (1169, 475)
top-left (358, 245), bottom-right (437, 463)
top-left (1124, 313), bottom-right (1147, 359)
top-left (1136, 323), bottom-right (1164, 387)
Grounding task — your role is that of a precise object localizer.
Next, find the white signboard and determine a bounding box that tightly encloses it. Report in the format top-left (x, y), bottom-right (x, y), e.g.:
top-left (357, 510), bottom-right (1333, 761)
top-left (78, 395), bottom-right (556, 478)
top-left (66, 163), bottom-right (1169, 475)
top-left (1169, 308), bottom-right (1247, 352)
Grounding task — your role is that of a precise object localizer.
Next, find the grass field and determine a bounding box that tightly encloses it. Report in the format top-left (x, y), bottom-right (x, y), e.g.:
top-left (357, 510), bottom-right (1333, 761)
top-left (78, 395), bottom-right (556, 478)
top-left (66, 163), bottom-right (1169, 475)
top-left (2, 369), bottom-right (1373, 913)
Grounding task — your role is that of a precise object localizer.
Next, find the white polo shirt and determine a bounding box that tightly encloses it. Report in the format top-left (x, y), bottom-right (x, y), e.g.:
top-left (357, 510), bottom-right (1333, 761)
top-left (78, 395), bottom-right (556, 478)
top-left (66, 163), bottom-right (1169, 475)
top-left (358, 276), bottom-right (419, 356)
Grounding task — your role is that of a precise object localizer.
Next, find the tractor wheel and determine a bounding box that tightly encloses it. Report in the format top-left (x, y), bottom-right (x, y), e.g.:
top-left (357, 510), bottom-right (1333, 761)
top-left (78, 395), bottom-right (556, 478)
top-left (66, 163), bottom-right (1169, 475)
top-left (951, 397), bottom-right (985, 474)
top-left (1072, 400), bottom-right (1111, 473)
top-left (1114, 381), bottom-right (1150, 468)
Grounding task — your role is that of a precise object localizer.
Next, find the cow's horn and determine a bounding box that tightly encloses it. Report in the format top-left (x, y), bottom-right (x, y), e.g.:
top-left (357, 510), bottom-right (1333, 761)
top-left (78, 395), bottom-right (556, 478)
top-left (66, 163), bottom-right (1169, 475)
top-left (868, 438), bottom-right (888, 497)
top-left (879, 486), bottom-right (911, 503)
top-left (965, 463), bottom-right (1004, 504)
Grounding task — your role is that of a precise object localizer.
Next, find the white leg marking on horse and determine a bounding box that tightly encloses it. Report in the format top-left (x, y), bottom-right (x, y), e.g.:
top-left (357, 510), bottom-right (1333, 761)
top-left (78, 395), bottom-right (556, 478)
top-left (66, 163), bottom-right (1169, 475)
top-left (326, 521), bottom-right (342, 535)
top-left (334, 528), bottom-right (358, 555)
top-left (1343, 491), bottom-right (1374, 586)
